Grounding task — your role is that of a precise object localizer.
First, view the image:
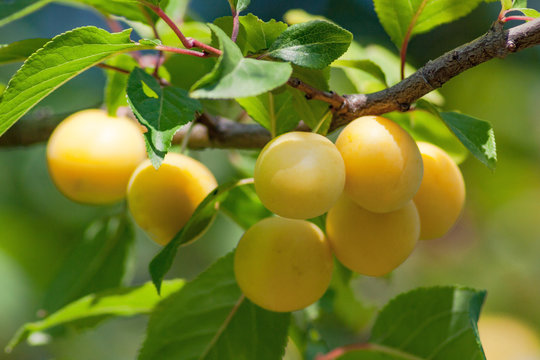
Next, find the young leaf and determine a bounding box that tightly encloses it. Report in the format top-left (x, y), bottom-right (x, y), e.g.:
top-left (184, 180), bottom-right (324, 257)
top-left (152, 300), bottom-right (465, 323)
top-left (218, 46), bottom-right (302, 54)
top-left (373, 0), bottom-right (484, 50)
top-left (0, 26), bottom-right (148, 137)
top-left (514, 8), bottom-right (540, 17)
top-left (0, 39), bottom-right (49, 65)
top-left (0, 0), bottom-right (51, 28)
top-left (267, 20), bottom-right (352, 69)
top-left (236, 90), bottom-right (299, 137)
top-left (127, 67), bottom-right (202, 168)
top-left (513, 0), bottom-right (528, 8)
top-left (336, 286), bottom-right (487, 360)
top-left (502, 0), bottom-right (513, 10)
top-left (229, 0), bottom-right (250, 12)
top-left (190, 24), bottom-right (292, 99)
top-left (149, 179), bottom-right (252, 293)
top-left (440, 112), bottom-right (497, 170)
top-left (6, 280), bottom-right (184, 353)
top-left (42, 213), bottom-right (135, 313)
top-left (214, 14), bottom-right (288, 55)
top-left (103, 54), bottom-right (138, 116)
top-left (220, 183), bottom-right (272, 229)
top-left (140, 253), bottom-right (290, 360)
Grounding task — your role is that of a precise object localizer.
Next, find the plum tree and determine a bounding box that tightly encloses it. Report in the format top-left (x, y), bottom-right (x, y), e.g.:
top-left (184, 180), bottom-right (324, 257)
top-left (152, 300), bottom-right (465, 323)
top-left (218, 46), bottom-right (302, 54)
top-left (234, 216), bottom-right (333, 312)
top-left (335, 116), bottom-right (423, 213)
top-left (326, 195), bottom-right (420, 276)
top-left (46, 109), bottom-right (146, 204)
top-left (3, 0), bottom-right (540, 358)
top-left (254, 131), bottom-right (345, 219)
top-left (127, 153), bottom-right (217, 246)
top-left (413, 141), bottom-right (466, 240)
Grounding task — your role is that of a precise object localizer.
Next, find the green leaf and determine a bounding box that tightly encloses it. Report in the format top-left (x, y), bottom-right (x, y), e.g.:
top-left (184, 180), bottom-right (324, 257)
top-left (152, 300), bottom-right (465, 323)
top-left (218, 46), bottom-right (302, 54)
top-left (0, 26), bottom-right (146, 137)
top-left (267, 20), bottom-right (352, 69)
top-left (332, 59), bottom-right (387, 87)
top-left (0, 0), bottom-right (51, 28)
top-left (191, 24), bottom-right (292, 99)
top-left (513, 0), bottom-right (528, 8)
top-left (237, 90), bottom-right (299, 137)
top-left (373, 0), bottom-right (484, 49)
top-left (59, 0), bottom-right (158, 24)
top-left (149, 179), bottom-right (251, 293)
top-left (6, 280), bottom-right (184, 353)
top-left (214, 14), bottom-right (288, 56)
top-left (502, 0), bottom-right (513, 10)
top-left (337, 286), bottom-right (487, 360)
top-left (127, 67), bottom-right (202, 168)
top-left (140, 253), bottom-right (290, 360)
top-left (220, 183), bottom-right (272, 229)
top-left (0, 39), bottom-right (49, 65)
top-left (42, 213), bottom-right (135, 313)
top-left (103, 54), bottom-right (138, 116)
top-left (440, 112), bottom-right (497, 170)
top-left (514, 8), bottom-right (540, 17)
top-left (228, 0), bottom-right (250, 12)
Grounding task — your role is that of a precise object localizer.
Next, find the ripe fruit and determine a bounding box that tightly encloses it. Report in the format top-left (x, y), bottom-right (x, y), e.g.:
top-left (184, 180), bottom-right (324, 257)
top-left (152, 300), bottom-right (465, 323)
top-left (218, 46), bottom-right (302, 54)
top-left (479, 314), bottom-right (540, 360)
top-left (127, 153), bottom-right (217, 246)
top-left (413, 142), bottom-right (466, 240)
top-left (234, 217), bottom-right (333, 312)
top-left (254, 131), bottom-right (345, 219)
top-left (335, 116), bottom-right (423, 213)
top-left (326, 195), bottom-right (419, 276)
top-left (46, 109), bottom-right (146, 204)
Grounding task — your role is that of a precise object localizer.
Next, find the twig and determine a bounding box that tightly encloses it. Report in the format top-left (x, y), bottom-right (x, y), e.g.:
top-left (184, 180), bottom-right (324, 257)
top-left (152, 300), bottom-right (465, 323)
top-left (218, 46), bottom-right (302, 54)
top-left (400, 0), bottom-right (429, 80)
top-left (154, 45), bottom-right (208, 57)
top-left (96, 63), bottom-right (130, 74)
top-left (105, 17), bottom-right (124, 33)
top-left (502, 16), bottom-right (536, 22)
top-left (231, 9), bottom-right (240, 42)
top-left (287, 78), bottom-right (346, 110)
top-left (142, 2), bottom-right (222, 56)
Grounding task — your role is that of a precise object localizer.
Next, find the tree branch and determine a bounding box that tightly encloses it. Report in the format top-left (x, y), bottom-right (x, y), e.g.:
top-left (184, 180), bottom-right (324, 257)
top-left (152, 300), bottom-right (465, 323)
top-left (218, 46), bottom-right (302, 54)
top-left (331, 18), bottom-right (540, 130)
top-left (2, 19), bottom-right (540, 149)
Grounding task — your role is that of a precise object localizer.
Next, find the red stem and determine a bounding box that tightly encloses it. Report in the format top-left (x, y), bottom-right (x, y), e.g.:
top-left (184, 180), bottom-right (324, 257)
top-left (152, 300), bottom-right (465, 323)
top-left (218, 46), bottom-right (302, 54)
top-left (503, 16), bottom-right (536, 22)
top-left (315, 343), bottom-right (373, 360)
top-left (143, 2), bottom-right (222, 56)
top-left (400, 0), bottom-right (429, 80)
top-left (231, 9), bottom-right (240, 42)
top-left (105, 17), bottom-right (124, 33)
top-left (96, 63), bottom-right (130, 74)
top-left (146, 3), bottom-right (191, 47)
top-left (155, 45), bottom-right (209, 57)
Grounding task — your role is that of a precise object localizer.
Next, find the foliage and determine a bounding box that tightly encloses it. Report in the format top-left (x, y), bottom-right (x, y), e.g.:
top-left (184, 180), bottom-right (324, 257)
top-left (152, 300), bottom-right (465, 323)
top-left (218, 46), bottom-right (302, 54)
top-left (1, 0), bottom-right (539, 358)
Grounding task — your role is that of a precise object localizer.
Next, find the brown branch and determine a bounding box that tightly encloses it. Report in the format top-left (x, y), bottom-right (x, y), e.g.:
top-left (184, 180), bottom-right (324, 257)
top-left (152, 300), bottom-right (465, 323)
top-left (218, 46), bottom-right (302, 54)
top-left (331, 18), bottom-right (540, 130)
top-left (2, 19), bottom-right (540, 148)
top-left (287, 78), bottom-right (346, 110)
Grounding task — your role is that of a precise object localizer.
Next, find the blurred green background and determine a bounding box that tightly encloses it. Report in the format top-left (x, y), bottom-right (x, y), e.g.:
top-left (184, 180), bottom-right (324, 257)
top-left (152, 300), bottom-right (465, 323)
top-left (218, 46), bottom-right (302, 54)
top-left (1, 1), bottom-right (540, 359)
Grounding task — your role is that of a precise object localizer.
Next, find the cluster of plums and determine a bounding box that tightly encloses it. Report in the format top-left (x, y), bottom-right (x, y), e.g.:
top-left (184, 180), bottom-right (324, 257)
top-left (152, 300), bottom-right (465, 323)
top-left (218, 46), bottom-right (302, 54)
top-left (235, 116), bottom-right (465, 312)
top-left (46, 110), bottom-right (465, 313)
top-left (46, 109), bottom-right (217, 246)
